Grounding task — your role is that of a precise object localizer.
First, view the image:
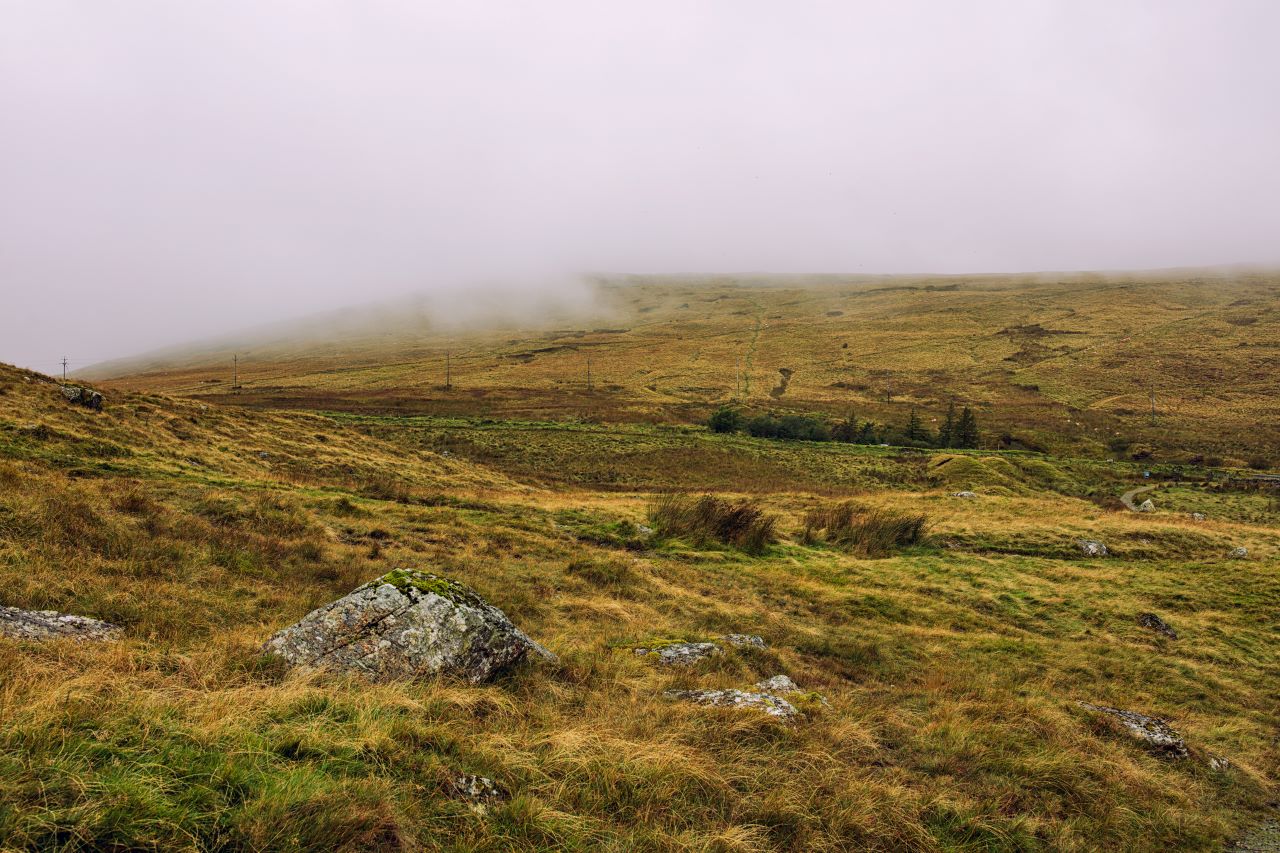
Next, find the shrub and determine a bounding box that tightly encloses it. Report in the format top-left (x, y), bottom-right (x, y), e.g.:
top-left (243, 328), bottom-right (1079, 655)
top-left (647, 493), bottom-right (776, 554)
top-left (746, 413), bottom-right (829, 441)
top-left (707, 406), bottom-right (743, 434)
top-left (1246, 456), bottom-right (1274, 471)
top-left (801, 500), bottom-right (928, 557)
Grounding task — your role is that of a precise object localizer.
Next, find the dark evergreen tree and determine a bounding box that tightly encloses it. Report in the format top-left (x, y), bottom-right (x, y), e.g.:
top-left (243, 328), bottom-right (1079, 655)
top-left (938, 401), bottom-right (957, 448)
top-left (956, 406), bottom-right (979, 448)
top-left (904, 408), bottom-right (931, 444)
top-left (707, 406), bottom-right (743, 433)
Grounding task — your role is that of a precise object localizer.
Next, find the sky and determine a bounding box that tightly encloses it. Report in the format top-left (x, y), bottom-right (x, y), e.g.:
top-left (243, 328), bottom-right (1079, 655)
top-left (2, 1), bottom-right (1279, 373)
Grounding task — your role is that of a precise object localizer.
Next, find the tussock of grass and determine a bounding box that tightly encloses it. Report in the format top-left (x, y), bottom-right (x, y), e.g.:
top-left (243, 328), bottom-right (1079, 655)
top-left (647, 493), bottom-right (777, 555)
top-left (802, 500), bottom-right (928, 556)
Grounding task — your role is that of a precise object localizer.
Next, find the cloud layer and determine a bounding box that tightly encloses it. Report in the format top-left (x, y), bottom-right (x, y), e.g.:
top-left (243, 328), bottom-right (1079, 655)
top-left (3, 1), bottom-right (1278, 371)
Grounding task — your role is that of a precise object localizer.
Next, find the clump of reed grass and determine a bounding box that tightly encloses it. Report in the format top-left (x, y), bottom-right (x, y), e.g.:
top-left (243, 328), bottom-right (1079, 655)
top-left (647, 493), bottom-right (776, 555)
top-left (801, 500), bottom-right (927, 556)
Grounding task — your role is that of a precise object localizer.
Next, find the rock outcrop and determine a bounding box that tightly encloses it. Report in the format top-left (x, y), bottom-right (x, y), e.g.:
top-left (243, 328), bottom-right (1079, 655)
top-left (60, 385), bottom-right (104, 411)
top-left (263, 569), bottom-right (556, 683)
top-left (634, 634), bottom-right (766, 665)
top-left (0, 605), bottom-right (121, 641)
top-left (1077, 702), bottom-right (1188, 758)
top-left (1137, 612), bottom-right (1177, 639)
top-left (1138, 498), bottom-right (1155, 512)
top-left (1077, 539), bottom-right (1108, 558)
top-left (665, 688), bottom-right (799, 720)
top-left (951, 491), bottom-right (977, 499)
top-left (1230, 546), bottom-right (1249, 559)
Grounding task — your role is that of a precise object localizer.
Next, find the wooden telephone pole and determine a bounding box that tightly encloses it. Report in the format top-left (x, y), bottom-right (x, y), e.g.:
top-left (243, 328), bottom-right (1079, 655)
top-left (586, 356), bottom-right (593, 393)
top-left (1149, 387), bottom-right (1157, 425)
top-left (233, 354), bottom-right (239, 391)
top-left (61, 357), bottom-right (68, 385)
top-left (445, 351), bottom-right (452, 391)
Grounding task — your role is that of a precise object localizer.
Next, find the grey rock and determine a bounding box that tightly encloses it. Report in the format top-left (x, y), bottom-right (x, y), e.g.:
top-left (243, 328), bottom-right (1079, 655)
top-left (1189, 512), bottom-right (1206, 522)
top-left (1207, 753), bottom-right (1232, 772)
top-left (1077, 701), bottom-right (1189, 758)
top-left (1078, 539), bottom-right (1108, 558)
top-left (0, 605), bottom-right (121, 641)
top-left (1230, 546), bottom-right (1249, 559)
top-left (1138, 498), bottom-right (1155, 512)
top-left (60, 385), bottom-right (104, 411)
top-left (1137, 612), bottom-right (1177, 639)
top-left (951, 491), bottom-right (977, 498)
top-left (756, 674), bottom-right (800, 693)
top-left (721, 633), bottom-right (766, 649)
top-left (263, 569), bottom-right (556, 683)
top-left (450, 774), bottom-right (507, 813)
top-left (665, 688), bottom-right (800, 720)
top-left (634, 641), bottom-right (722, 666)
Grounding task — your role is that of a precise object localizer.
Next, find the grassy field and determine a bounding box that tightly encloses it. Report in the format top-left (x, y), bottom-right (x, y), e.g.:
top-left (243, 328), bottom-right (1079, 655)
top-left (2, 351), bottom-right (1278, 851)
top-left (85, 270), bottom-right (1280, 464)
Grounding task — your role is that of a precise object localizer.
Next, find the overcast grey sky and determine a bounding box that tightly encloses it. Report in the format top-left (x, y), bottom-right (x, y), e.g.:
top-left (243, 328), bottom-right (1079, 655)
top-left (2, 1), bottom-right (1278, 372)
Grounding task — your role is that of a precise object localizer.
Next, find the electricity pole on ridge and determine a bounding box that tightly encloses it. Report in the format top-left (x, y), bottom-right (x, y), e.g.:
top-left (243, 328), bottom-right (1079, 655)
top-left (445, 351), bottom-right (452, 391)
top-left (61, 357), bottom-right (68, 385)
top-left (586, 356), bottom-right (593, 393)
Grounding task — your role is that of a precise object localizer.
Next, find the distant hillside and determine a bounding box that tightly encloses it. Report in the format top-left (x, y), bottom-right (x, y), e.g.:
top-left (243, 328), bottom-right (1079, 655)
top-left (88, 269), bottom-right (1280, 463)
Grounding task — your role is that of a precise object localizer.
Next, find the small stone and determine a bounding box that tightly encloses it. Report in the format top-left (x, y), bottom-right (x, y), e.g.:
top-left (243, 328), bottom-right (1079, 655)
top-left (756, 674), bottom-right (799, 693)
top-left (1077, 701), bottom-right (1189, 758)
top-left (1189, 512), bottom-right (1206, 522)
top-left (450, 774), bottom-right (507, 813)
top-left (0, 606), bottom-right (121, 641)
top-left (1078, 540), bottom-right (1108, 558)
top-left (1207, 753), bottom-right (1232, 772)
top-left (1137, 612), bottom-right (1177, 639)
top-left (665, 688), bottom-right (800, 720)
top-left (1230, 546), bottom-right (1248, 559)
top-left (721, 634), bottom-right (766, 649)
top-left (1138, 499), bottom-right (1155, 512)
top-left (951, 491), bottom-right (977, 498)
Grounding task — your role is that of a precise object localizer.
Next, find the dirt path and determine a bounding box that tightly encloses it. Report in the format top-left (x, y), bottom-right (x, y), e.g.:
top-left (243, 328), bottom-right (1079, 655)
top-left (1120, 483), bottom-right (1158, 511)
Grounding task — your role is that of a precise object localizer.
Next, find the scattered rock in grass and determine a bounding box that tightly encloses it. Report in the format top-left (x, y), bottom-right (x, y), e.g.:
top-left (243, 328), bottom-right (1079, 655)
top-left (1137, 612), bottom-right (1177, 639)
top-left (1189, 512), bottom-right (1207, 522)
top-left (1207, 753), bottom-right (1232, 772)
top-left (1077, 702), bottom-right (1189, 758)
top-left (634, 641), bottom-right (722, 666)
top-left (1078, 539), bottom-right (1108, 558)
top-left (262, 568), bottom-right (557, 683)
top-left (450, 774), bottom-right (507, 814)
top-left (1230, 546), bottom-right (1249, 559)
top-left (756, 674), bottom-right (800, 693)
top-left (0, 605), bottom-right (121, 641)
top-left (665, 688), bottom-right (800, 720)
top-left (637, 524), bottom-right (654, 536)
top-left (1138, 498), bottom-right (1155, 512)
top-left (722, 634), bottom-right (766, 649)
top-left (60, 385), bottom-right (103, 411)
top-left (951, 491), bottom-right (977, 498)
top-left (756, 674), bottom-right (828, 705)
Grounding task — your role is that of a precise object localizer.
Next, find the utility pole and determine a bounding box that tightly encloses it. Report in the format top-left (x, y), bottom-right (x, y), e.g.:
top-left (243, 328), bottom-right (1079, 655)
top-left (586, 356), bottom-right (593, 393)
top-left (1149, 387), bottom-right (1157, 425)
top-left (735, 358), bottom-right (742, 400)
top-left (233, 354), bottom-right (239, 391)
top-left (61, 357), bottom-right (68, 385)
top-left (445, 351), bottom-right (452, 391)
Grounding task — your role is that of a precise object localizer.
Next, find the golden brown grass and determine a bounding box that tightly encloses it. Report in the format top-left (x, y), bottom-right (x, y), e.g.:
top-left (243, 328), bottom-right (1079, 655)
top-left (2, 361), bottom-right (1278, 850)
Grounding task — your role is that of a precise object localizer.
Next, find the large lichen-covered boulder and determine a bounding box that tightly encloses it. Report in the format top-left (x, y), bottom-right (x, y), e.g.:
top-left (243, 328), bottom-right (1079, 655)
top-left (0, 605), bottom-right (120, 641)
top-left (60, 385), bottom-right (104, 411)
top-left (263, 569), bottom-right (556, 683)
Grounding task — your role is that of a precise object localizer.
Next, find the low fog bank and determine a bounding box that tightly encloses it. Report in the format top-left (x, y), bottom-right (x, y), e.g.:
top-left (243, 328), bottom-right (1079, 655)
top-left (77, 275), bottom-right (617, 379)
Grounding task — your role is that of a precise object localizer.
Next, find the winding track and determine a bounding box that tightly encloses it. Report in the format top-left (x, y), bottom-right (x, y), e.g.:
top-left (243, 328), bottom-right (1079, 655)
top-left (1120, 483), bottom-right (1158, 511)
